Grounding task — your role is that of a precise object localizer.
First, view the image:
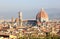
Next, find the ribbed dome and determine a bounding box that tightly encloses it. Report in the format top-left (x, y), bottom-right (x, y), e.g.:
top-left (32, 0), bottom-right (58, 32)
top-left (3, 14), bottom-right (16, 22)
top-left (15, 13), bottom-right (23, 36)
top-left (36, 8), bottom-right (48, 19)
top-left (36, 8), bottom-right (48, 22)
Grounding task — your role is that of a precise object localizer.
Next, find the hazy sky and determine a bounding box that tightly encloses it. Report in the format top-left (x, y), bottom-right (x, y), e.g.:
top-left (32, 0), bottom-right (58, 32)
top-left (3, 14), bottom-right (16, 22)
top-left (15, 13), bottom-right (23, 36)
top-left (0, 0), bottom-right (60, 19)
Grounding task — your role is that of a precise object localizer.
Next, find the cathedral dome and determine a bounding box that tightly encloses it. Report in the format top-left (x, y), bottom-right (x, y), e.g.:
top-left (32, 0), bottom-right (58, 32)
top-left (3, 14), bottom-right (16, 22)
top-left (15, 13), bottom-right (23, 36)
top-left (36, 8), bottom-right (48, 22)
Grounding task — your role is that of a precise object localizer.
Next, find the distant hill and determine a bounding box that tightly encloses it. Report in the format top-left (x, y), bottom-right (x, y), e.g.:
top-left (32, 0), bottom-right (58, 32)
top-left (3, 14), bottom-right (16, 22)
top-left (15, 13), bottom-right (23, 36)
top-left (0, 8), bottom-right (60, 20)
top-left (45, 8), bottom-right (60, 19)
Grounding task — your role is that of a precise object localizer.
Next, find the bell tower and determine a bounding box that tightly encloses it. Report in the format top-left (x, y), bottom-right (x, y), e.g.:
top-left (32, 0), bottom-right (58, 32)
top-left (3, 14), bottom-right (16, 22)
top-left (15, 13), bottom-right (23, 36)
top-left (18, 11), bottom-right (23, 26)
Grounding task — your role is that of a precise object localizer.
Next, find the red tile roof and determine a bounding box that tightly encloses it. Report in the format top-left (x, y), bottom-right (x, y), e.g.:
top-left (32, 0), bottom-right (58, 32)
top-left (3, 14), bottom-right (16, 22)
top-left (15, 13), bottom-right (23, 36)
top-left (36, 8), bottom-right (48, 19)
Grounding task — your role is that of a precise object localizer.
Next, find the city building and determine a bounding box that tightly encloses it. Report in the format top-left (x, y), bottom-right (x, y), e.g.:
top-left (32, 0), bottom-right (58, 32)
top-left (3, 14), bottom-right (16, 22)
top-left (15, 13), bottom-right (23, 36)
top-left (36, 8), bottom-right (49, 26)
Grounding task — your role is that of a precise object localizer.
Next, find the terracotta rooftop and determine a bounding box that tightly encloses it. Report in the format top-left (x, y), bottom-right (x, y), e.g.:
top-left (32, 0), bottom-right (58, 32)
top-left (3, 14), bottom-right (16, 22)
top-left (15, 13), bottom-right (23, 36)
top-left (36, 8), bottom-right (48, 19)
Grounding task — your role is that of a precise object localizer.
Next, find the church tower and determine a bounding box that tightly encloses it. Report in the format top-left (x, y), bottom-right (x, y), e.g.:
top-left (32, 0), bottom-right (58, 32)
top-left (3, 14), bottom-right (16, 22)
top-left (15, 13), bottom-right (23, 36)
top-left (18, 11), bottom-right (23, 26)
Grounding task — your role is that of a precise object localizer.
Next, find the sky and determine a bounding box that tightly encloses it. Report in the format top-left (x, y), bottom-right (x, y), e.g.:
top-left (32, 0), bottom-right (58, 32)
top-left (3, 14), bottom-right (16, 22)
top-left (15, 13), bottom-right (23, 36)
top-left (0, 0), bottom-right (60, 19)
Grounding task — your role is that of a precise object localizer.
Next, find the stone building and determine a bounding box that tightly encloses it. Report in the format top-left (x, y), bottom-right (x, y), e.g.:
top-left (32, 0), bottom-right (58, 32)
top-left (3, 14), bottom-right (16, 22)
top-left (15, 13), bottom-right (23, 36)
top-left (36, 8), bottom-right (49, 26)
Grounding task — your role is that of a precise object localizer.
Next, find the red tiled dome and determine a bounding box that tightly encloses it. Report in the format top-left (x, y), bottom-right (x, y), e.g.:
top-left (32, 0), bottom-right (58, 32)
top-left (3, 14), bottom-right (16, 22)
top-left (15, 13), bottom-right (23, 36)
top-left (36, 8), bottom-right (48, 19)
